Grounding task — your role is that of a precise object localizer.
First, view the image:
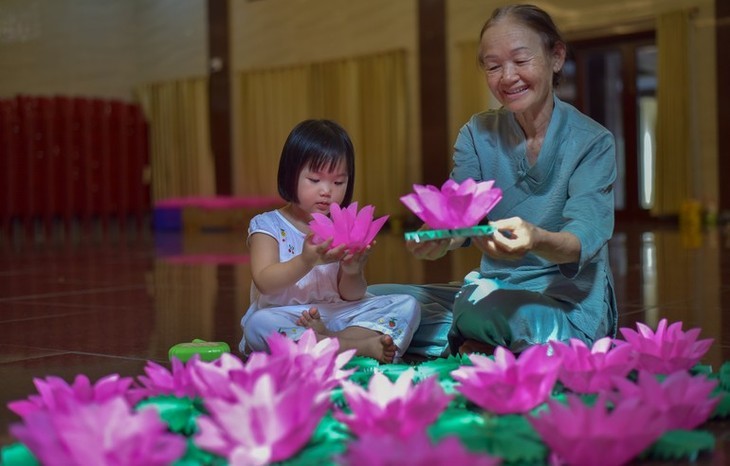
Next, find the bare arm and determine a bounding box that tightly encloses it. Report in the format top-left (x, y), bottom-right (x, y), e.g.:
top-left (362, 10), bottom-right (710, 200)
top-left (337, 247), bottom-right (372, 301)
top-left (249, 233), bottom-right (314, 295)
top-left (249, 232), bottom-right (346, 295)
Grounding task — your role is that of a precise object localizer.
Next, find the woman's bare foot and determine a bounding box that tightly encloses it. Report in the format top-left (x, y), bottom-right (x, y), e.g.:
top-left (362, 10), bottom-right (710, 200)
top-left (296, 307), bottom-right (330, 336)
top-left (458, 339), bottom-right (496, 356)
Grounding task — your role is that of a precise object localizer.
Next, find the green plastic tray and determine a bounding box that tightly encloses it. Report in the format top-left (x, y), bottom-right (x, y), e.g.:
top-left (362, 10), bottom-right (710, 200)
top-left (403, 225), bottom-right (495, 243)
top-left (168, 339), bottom-right (231, 362)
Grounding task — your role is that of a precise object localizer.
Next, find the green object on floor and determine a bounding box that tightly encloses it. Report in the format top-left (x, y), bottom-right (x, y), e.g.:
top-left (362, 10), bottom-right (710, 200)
top-left (168, 339), bottom-right (231, 362)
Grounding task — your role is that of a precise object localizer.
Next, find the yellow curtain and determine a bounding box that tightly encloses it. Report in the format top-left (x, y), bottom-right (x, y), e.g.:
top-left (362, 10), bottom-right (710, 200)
top-left (239, 67), bottom-right (311, 197)
top-left (355, 51), bottom-right (409, 216)
top-left (135, 77), bottom-right (215, 202)
top-left (451, 41), bottom-right (495, 280)
top-left (455, 41), bottom-right (495, 128)
top-left (236, 50), bottom-right (411, 218)
top-left (652, 10), bottom-right (691, 216)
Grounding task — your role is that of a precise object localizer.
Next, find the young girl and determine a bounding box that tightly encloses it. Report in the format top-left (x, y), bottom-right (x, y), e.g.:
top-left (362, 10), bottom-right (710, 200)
top-left (239, 119), bottom-right (420, 363)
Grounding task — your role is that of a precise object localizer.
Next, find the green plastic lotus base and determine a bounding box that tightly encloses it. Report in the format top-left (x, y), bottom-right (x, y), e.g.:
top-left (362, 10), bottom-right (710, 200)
top-left (404, 225), bottom-right (495, 243)
top-left (168, 339), bottom-right (231, 362)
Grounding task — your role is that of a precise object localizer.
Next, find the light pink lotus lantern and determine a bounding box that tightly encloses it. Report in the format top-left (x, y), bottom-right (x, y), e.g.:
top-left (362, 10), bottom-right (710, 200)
top-left (309, 202), bottom-right (389, 252)
top-left (529, 393), bottom-right (667, 466)
top-left (618, 318), bottom-right (713, 374)
top-left (335, 369), bottom-right (451, 439)
top-left (400, 178), bottom-right (502, 229)
top-left (451, 344), bottom-right (560, 414)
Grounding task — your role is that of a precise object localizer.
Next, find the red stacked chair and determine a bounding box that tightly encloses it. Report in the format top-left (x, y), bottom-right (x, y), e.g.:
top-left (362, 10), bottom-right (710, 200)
top-left (0, 95), bottom-right (151, 236)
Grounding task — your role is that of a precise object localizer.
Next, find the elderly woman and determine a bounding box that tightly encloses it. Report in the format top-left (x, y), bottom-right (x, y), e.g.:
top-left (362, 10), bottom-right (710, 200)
top-left (371, 3), bottom-right (617, 357)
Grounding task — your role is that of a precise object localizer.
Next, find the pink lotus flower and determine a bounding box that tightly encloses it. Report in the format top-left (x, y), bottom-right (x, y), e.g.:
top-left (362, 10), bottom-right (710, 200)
top-left (612, 370), bottom-right (719, 430)
top-left (551, 337), bottom-right (635, 393)
top-left (128, 357), bottom-right (200, 405)
top-left (264, 328), bottom-right (355, 390)
top-left (618, 318), bottom-right (713, 374)
top-left (400, 178), bottom-right (502, 229)
top-left (340, 432), bottom-right (501, 466)
top-left (10, 396), bottom-right (186, 466)
top-left (309, 202), bottom-right (389, 252)
top-left (8, 374), bottom-right (133, 418)
top-left (529, 393), bottom-right (667, 466)
top-left (194, 374), bottom-right (330, 466)
top-left (189, 330), bottom-right (353, 401)
top-left (335, 369), bottom-right (451, 438)
top-left (189, 352), bottom-right (251, 402)
top-left (451, 345), bottom-right (561, 414)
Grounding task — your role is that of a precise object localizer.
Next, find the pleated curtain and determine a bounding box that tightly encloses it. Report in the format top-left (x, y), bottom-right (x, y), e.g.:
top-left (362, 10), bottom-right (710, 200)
top-left (652, 10), bottom-right (692, 216)
top-left (237, 50), bottom-right (411, 219)
top-left (135, 77), bottom-right (216, 202)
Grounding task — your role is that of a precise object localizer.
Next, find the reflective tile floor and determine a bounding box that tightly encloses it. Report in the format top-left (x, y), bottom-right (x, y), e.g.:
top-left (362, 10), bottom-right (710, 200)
top-left (2, 221), bottom-right (730, 463)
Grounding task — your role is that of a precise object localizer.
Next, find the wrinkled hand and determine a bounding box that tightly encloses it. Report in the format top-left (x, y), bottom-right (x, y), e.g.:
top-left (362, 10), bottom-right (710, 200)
top-left (472, 216), bottom-right (537, 261)
top-left (406, 237), bottom-right (451, 260)
top-left (404, 225), bottom-right (456, 260)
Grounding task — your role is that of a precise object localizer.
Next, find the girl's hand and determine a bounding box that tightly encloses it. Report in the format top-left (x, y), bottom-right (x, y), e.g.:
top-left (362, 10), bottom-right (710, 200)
top-left (340, 243), bottom-right (373, 275)
top-left (302, 234), bottom-right (348, 266)
top-left (472, 216), bottom-right (536, 261)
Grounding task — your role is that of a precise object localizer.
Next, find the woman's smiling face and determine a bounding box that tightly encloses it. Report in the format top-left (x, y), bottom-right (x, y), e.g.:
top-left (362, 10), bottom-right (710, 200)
top-left (480, 17), bottom-right (564, 118)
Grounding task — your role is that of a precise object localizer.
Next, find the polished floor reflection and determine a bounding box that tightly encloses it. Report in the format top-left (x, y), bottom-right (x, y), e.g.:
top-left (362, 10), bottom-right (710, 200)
top-left (1, 221), bottom-right (730, 463)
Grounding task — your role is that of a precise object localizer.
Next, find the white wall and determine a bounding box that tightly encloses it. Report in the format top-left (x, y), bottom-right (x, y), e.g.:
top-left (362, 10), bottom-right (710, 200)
top-left (0, 0), bottom-right (718, 206)
top-left (133, 0), bottom-right (208, 87)
top-left (0, 0), bottom-right (206, 100)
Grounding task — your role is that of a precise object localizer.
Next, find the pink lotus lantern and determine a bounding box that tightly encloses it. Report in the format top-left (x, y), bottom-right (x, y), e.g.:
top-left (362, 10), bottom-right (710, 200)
top-left (551, 337), bottom-right (635, 394)
top-left (529, 393), bottom-right (667, 466)
top-left (189, 352), bottom-right (251, 401)
top-left (451, 345), bottom-right (561, 414)
top-left (9, 384), bottom-right (185, 466)
top-left (309, 202), bottom-right (389, 252)
top-left (340, 432), bottom-right (501, 466)
top-left (618, 318), bottom-right (713, 374)
top-left (612, 370), bottom-right (720, 431)
top-left (128, 358), bottom-right (199, 405)
top-left (8, 374), bottom-right (134, 418)
top-left (400, 178), bottom-right (502, 229)
top-left (190, 330), bottom-right (350, 403)
top-left (194, 374), bottom-right (330, 466)
top-left (335, 369), bottom-right (451, 438)
top-left (264, 329), bottom-right (355, 390)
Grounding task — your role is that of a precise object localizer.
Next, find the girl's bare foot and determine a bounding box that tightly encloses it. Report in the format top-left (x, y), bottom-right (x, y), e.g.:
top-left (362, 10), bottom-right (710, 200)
top-left (340, 334), bottom-right (397, 363)
top-left (296, 307), bottom-right (330, 336)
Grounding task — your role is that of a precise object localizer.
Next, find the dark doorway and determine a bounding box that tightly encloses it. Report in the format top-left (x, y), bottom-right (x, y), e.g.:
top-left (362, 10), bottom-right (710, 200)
top-left (558, 32), bottom-right (656, 223)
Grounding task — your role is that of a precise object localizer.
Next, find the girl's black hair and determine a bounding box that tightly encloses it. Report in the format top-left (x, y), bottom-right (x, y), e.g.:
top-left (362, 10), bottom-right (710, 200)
top-left (277, 119), bottom-right (355, 206)
top-left (478, 4), bottom-right (566, 88)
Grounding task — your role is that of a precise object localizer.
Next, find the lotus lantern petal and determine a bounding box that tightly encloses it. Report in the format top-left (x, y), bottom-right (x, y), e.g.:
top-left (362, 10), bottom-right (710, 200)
top-left (309, 202), bottom-right (389, 252)
top-left (618, 318), bottom-right (713, 374)
top-left (400, 178), bottom-right (502, 229)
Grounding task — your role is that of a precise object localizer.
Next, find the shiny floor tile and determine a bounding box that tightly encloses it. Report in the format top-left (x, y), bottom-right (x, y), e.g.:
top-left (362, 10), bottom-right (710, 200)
top-left (1, 222), bottom-right (730, 463)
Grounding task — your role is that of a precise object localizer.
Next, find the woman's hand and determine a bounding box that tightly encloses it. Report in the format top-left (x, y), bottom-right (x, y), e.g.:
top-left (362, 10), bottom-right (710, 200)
top-left (406, 237), bottom-right (451, 260)
top-left (472, 216), bottom-right (537, 261)
top-left (404, 224), bottom-right (464, 261)
top-left (471, 216), bottom-right (580, 264)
